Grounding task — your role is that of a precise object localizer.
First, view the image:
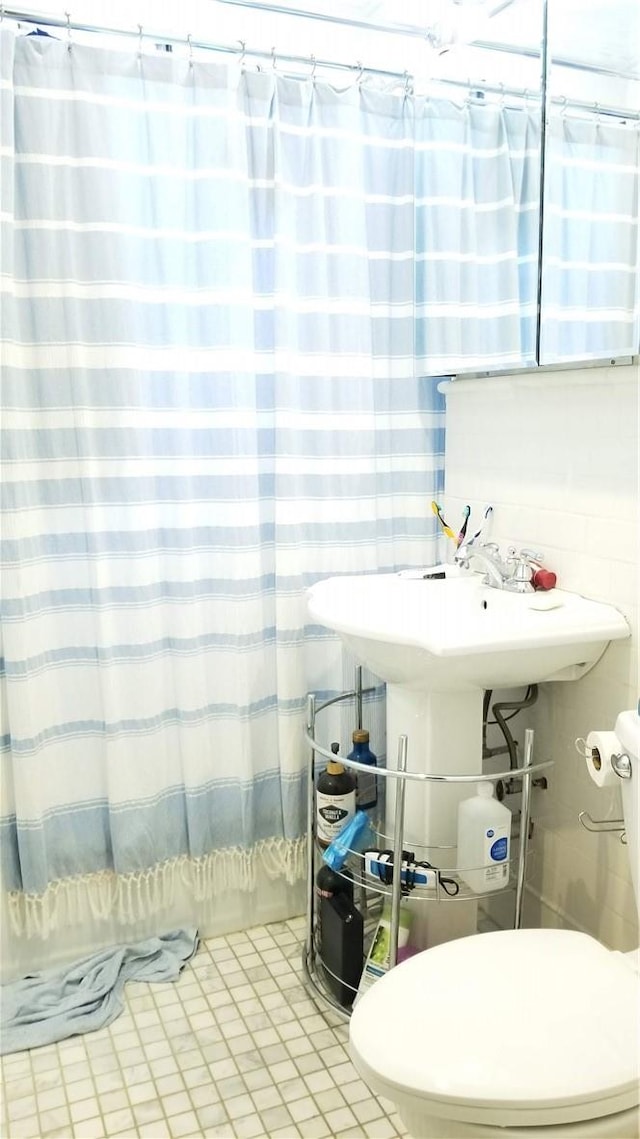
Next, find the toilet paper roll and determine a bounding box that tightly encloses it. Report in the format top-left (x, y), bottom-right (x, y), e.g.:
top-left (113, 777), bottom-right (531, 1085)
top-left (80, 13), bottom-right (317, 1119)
top-left (585, 731), bottom-right (621, 788)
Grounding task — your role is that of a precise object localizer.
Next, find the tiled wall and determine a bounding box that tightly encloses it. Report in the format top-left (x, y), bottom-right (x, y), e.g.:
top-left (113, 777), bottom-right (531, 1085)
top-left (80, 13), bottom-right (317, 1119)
top-left (441, 363), bottom-right (639, 951)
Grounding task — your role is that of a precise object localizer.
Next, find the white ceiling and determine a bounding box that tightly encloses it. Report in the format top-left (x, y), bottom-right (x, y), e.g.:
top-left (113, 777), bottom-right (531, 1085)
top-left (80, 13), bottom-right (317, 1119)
top-left (546, 0), bottom-right (640, 77)
top-left (11, 0), bottom-right (640, 80)
top-left (222, 0), bottom-right (640, 75)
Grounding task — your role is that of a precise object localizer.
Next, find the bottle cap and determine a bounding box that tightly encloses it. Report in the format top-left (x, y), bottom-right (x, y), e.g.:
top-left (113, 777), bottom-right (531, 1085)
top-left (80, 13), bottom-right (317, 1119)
top-left (533, 568), bottom-right (557, 591)
top-left (477, 781), bottom-right (494, 798)
top-left (352, 729), bottom-right (370, 743)
top-left (327, 759), bottom-right (345, 775)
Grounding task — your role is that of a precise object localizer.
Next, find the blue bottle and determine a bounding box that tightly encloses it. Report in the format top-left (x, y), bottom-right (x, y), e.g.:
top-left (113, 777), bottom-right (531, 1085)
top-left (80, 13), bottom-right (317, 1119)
top-left (348, 729), bottom-right (378, 811)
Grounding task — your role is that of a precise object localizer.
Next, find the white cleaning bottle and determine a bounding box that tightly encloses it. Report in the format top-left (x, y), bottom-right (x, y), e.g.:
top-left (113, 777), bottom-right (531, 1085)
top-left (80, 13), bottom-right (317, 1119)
top-left (457, 782), bottom-right (511, 893)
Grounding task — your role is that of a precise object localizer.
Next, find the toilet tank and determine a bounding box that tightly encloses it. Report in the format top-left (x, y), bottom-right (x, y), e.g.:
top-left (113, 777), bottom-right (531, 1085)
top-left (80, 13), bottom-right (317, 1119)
top-left (615, 709), bottom-right (640, 917)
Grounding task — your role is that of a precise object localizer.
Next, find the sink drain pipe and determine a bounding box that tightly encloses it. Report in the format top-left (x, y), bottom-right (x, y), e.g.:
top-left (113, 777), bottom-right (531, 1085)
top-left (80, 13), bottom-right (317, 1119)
top-left (484, 684), bottom-right (539, 771)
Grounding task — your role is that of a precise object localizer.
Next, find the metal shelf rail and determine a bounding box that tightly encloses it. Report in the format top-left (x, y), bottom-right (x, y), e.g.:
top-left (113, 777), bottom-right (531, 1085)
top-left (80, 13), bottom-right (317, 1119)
top-left (302, 667), bottom-right (553, 1016)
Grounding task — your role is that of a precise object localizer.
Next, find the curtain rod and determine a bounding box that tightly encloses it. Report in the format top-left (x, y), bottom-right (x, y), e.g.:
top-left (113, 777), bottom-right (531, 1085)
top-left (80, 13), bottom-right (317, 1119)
top-left (3, 7), bottom-right (638, 122)
top-left (2, 7), bottom-right (528, 92)
top-left (4, 3), bottom-right (639, 87)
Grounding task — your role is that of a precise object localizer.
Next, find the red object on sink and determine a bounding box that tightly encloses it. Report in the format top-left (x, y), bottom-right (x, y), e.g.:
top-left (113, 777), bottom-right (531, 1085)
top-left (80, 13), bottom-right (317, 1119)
top-left (533, 568), bottom-right (557, 591)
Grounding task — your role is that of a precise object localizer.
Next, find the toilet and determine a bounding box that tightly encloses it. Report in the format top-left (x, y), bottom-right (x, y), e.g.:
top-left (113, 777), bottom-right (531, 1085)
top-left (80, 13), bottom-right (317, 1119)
top-left (349, 709), bottom-right (640, 1139)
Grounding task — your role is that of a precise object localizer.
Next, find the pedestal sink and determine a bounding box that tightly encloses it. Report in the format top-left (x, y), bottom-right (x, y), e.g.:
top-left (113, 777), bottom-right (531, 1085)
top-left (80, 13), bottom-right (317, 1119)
top-left (307, 565), bottom-right (630, 945)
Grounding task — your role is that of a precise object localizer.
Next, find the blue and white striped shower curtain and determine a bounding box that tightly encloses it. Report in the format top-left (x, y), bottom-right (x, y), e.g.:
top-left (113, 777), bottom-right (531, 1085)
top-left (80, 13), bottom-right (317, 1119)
top-left (0, 27), bottom-right (538, 938)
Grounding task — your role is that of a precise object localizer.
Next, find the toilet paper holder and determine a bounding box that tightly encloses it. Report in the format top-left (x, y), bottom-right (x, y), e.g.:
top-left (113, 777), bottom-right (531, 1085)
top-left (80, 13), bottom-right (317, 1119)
top-left (576, 740), bottom-right (630, 841)
top-left (611, 752), bottom-right (632, 779)
top-left (578, 811), bottom-right (626, 843)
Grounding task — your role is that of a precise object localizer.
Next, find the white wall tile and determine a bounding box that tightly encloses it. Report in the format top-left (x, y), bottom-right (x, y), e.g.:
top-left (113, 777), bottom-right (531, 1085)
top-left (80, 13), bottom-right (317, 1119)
top-left (443, 363), bottom-right (639, 950)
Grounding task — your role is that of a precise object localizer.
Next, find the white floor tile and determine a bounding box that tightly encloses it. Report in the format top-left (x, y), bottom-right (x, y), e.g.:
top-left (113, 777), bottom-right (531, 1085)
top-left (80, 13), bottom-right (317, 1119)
top-left (260, 1102), bottom-right (294, 1131)
top-left (194, 1102), bottom-right (228, 1130)
top-left (3, 1114), bottom-right (40, 1139)
top-left (73, 1118), bottom-right (106, 1139)
top-left (6, 1095), bottom-right (38, 1121)
top-left (131, 1097), bottom-right (166, 1125)
top-left (38, 1106), bottom-right (71, 1135)
top-left (32, 1071), bottom-right (63, 1098)
top-left (325, 1105), bottom-right (358, 1133)
top-left (101, 1107), bottom-right (135, 1134)
top-left (251, 1084), bottom-right (283, 1112)
top-left (288, 1095), bottom-right (319, 1124)
top-left (1, 913), bottom-right (406, 1139)
top-left (233, 1112), bottom-right (265, 1138)
top-left (36, 1083), bottom-right (69, 1110)
top-left (167, 1108), bottom-right (199, 1137)
top-left (314, 1086), bottom-right (348, 1114)
top-left (297, 1116), bottom-right (333, 1139)
top-left (224, 1091), bottom-right (255, 1120)
top-left (70, 1096), bottom-right (101, 1123)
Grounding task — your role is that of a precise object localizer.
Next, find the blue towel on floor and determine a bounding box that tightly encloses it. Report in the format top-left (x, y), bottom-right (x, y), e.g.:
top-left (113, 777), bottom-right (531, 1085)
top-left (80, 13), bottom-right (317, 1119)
top-left (0, 928), bottom-right (199, 1055)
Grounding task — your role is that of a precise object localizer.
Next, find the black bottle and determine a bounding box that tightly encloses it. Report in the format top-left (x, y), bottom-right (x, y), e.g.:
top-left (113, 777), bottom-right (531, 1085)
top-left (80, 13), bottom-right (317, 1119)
top-left (316, 749), bottom-right (356, 848)
top-left (315, 864), bottom-right (354, 948)
top-left (319, 893), bottom-right (364, 1007)
top-left (316, 864), bottom-right (354, 908)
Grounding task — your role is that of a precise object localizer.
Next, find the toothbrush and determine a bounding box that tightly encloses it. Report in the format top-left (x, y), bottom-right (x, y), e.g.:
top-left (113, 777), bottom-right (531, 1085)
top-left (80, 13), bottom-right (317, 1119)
top-left (467, 505), bottom-right (493, 546)
top-left (431, 501), bottom-right (457, 543)
top-left (456, 505), bottom-right (471, 548)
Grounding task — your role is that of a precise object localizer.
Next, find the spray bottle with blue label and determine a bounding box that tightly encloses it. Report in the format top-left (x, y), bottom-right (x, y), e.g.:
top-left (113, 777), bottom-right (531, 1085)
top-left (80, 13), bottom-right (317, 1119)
top-left (456, 782), bottom-right (511, 893)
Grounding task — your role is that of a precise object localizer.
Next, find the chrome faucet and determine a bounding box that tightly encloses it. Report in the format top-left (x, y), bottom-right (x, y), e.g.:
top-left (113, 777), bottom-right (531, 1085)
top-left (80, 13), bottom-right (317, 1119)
top-left (454, 540), bottom-right (541, 593)
top-left (454, 540), bottom-right (510, 589)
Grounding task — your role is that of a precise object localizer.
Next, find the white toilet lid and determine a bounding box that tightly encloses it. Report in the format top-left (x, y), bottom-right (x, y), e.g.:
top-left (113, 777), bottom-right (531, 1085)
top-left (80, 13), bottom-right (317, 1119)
top-left (350, 928), bottom-right (640, 1128)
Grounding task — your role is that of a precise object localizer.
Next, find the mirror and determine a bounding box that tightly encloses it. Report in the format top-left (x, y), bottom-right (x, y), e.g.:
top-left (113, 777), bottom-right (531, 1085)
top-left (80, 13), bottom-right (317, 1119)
top-left (414, 0), bottom-right (545, 375)
top-left (539, 0), bottom-right (640, 364)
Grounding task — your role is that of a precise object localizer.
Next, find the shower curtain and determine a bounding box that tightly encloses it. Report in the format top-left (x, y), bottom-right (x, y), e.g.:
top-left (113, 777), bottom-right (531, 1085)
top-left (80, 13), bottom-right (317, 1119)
top-left (0, 26), bottom-right (536, 943)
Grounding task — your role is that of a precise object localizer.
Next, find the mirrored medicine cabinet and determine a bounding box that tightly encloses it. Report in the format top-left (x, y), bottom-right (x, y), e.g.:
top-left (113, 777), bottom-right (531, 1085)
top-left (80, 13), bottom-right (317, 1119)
top-left (7, 0), bottom-right (637, 374)
top-left (414, 0), bottom-right (639, 376)
top-left (539, 0), bottom-right (640, 366)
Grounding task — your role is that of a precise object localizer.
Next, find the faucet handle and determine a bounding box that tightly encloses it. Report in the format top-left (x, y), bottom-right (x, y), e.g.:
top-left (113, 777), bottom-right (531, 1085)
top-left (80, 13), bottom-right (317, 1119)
top-left (507, 546), bottom-right (543, 564)
top-left (519, 547), bottom-right (544, 564)
top-left (509, 557), bottom-right (535, 592)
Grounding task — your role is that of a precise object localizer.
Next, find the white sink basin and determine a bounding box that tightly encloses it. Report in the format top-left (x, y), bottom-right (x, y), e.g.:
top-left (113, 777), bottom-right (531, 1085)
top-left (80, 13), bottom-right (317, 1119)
top-left (307, 565), bottom-right (630, 691)
top-left (308, 566), bottom-right (630, 947)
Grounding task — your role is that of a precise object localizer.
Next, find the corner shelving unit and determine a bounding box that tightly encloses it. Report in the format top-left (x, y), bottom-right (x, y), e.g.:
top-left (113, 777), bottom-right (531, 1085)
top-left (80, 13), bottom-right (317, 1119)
top-left (302, 667), bottom-right (553, 1018)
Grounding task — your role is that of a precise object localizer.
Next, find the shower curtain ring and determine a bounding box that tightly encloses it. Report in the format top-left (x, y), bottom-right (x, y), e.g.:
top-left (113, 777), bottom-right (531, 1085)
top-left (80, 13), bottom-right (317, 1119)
top-left (310, 54), bottom-right (317, 81)
top-left (187, 33), bottom-right (193, 67)
top-left (403, 71), bottom-right (413, 96)
top-left (237, 40), bottom-right (246, 68)
top-left (65, 11), bottom-right (72, 51)
top-left (354, 60), bottom-right (364, 86)
top-left (271, 46), bottom-right (277, 70)
top-left (137, 24), bottom-right (143, 60)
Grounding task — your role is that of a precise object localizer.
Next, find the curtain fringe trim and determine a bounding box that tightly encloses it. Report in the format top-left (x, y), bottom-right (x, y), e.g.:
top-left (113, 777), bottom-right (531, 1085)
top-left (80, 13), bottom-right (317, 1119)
top-left (6, 837), bottom-right (307, 939)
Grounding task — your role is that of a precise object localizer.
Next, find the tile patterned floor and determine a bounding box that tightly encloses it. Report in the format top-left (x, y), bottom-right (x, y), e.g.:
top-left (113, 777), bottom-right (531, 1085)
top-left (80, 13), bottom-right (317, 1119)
top-left (0, 915), bottom-right (409, 1139)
